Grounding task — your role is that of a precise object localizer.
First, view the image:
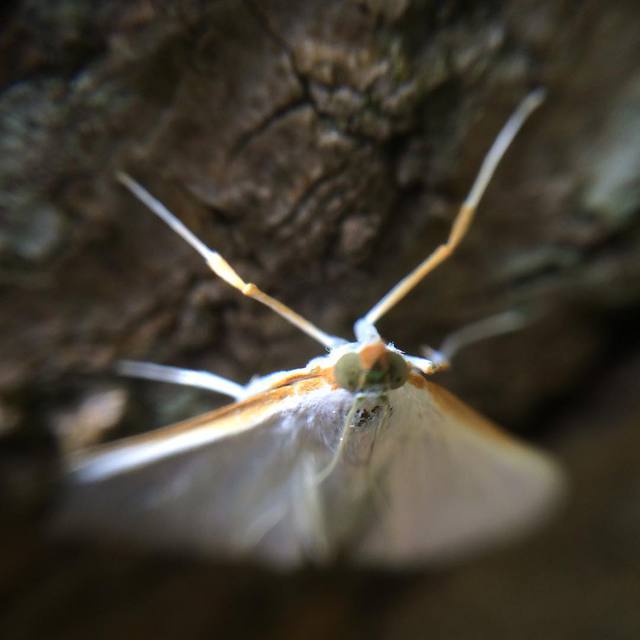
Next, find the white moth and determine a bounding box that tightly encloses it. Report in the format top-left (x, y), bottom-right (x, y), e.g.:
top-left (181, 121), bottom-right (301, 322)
top-left (58, 90), bottom-right (564, 567)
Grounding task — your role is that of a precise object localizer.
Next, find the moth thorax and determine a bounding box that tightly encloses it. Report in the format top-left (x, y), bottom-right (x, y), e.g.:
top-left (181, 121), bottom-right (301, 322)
top-left (334, 342), bottom-right (409, 393)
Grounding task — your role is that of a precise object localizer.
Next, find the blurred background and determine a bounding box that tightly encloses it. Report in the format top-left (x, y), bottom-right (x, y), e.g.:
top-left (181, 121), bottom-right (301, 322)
top-left (1, 0), bottom-right (640, 637)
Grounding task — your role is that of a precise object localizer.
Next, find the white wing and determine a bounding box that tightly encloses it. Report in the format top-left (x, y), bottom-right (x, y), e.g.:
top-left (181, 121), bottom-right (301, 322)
top-left (55, 371), bottom-right (563, 568)
top-left (355, 377), bottom-right (565, 565)
top-left (55, 374), bottom-right (366, 568)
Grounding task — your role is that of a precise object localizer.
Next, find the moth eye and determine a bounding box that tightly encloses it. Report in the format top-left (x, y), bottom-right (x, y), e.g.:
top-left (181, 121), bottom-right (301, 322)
top-left (386, 352), bottom-right (408, 390)
top-left (334, 352), bottom-right (363, 391)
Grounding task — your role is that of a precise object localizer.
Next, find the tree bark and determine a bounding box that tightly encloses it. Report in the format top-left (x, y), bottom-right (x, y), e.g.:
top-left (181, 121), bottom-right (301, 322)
top-left (1, 0), bottom-right (640, 637)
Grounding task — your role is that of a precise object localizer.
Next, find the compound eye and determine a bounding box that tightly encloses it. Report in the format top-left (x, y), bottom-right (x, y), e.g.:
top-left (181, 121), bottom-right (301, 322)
top-left (334, 352), bottom-right (363, 392)
top-left (386, 352), bottom-right (409, 389)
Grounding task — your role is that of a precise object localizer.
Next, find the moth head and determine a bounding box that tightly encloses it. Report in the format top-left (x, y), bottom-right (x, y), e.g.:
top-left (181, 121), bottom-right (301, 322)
top-left (334, 342), bottom-right (409, 393)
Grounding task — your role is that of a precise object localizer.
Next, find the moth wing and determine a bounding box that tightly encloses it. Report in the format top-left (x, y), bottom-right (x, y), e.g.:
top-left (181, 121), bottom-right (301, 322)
top-left (55, 374), bottom-right (351, 568)
top-left (356, 378), bottom-right (565, 565)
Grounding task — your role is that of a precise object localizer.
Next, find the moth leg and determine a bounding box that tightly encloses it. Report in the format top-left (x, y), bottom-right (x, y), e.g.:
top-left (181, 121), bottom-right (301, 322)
top-left (238, 460), bottom-right (331, 560)
top-left (357, 398), bottom-right (391, 466)
top-left (407, 309), bottom-right (531, 378)
top-left (354, 89), bottom-right (545, 341)
top-left (117, 173), bottom-right (345, 349)
top-left (239, 502), bottom-right (288, 551)
top-left (434, 309), bottom-right (530, 361)
top-left (357, 401), bottom-right (393, 526)
top-left (314, 399), bottom-right (360, 485)
top-left (315, 394), bottom-right (391, 483)
top-left (117, 360), bottom-right (245, 399)
top-left (294, 458), bottom-right (331, 561)
top-left (404, 353), bottom-right (449, 376)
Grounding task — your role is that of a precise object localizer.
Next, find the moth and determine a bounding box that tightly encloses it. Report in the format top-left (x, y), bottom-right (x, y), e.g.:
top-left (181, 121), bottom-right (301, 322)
top-left (58, 90), bottom-right (564, 567)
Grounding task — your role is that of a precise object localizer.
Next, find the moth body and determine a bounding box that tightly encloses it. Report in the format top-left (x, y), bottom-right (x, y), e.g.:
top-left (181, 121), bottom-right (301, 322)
top-left (56, 90), bottom-right (565, 567)
top-left (60, 339), bottom-right (563, 567)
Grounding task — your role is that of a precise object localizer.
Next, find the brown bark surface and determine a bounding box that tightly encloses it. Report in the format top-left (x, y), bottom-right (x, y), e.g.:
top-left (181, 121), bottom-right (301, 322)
top-left (1, 1), bottom-right (640, 637)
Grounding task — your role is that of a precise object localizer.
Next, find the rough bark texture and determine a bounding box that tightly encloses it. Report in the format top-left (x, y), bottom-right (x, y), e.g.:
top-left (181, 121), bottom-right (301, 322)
top-left (1, 0), bottom-right (640, 637)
